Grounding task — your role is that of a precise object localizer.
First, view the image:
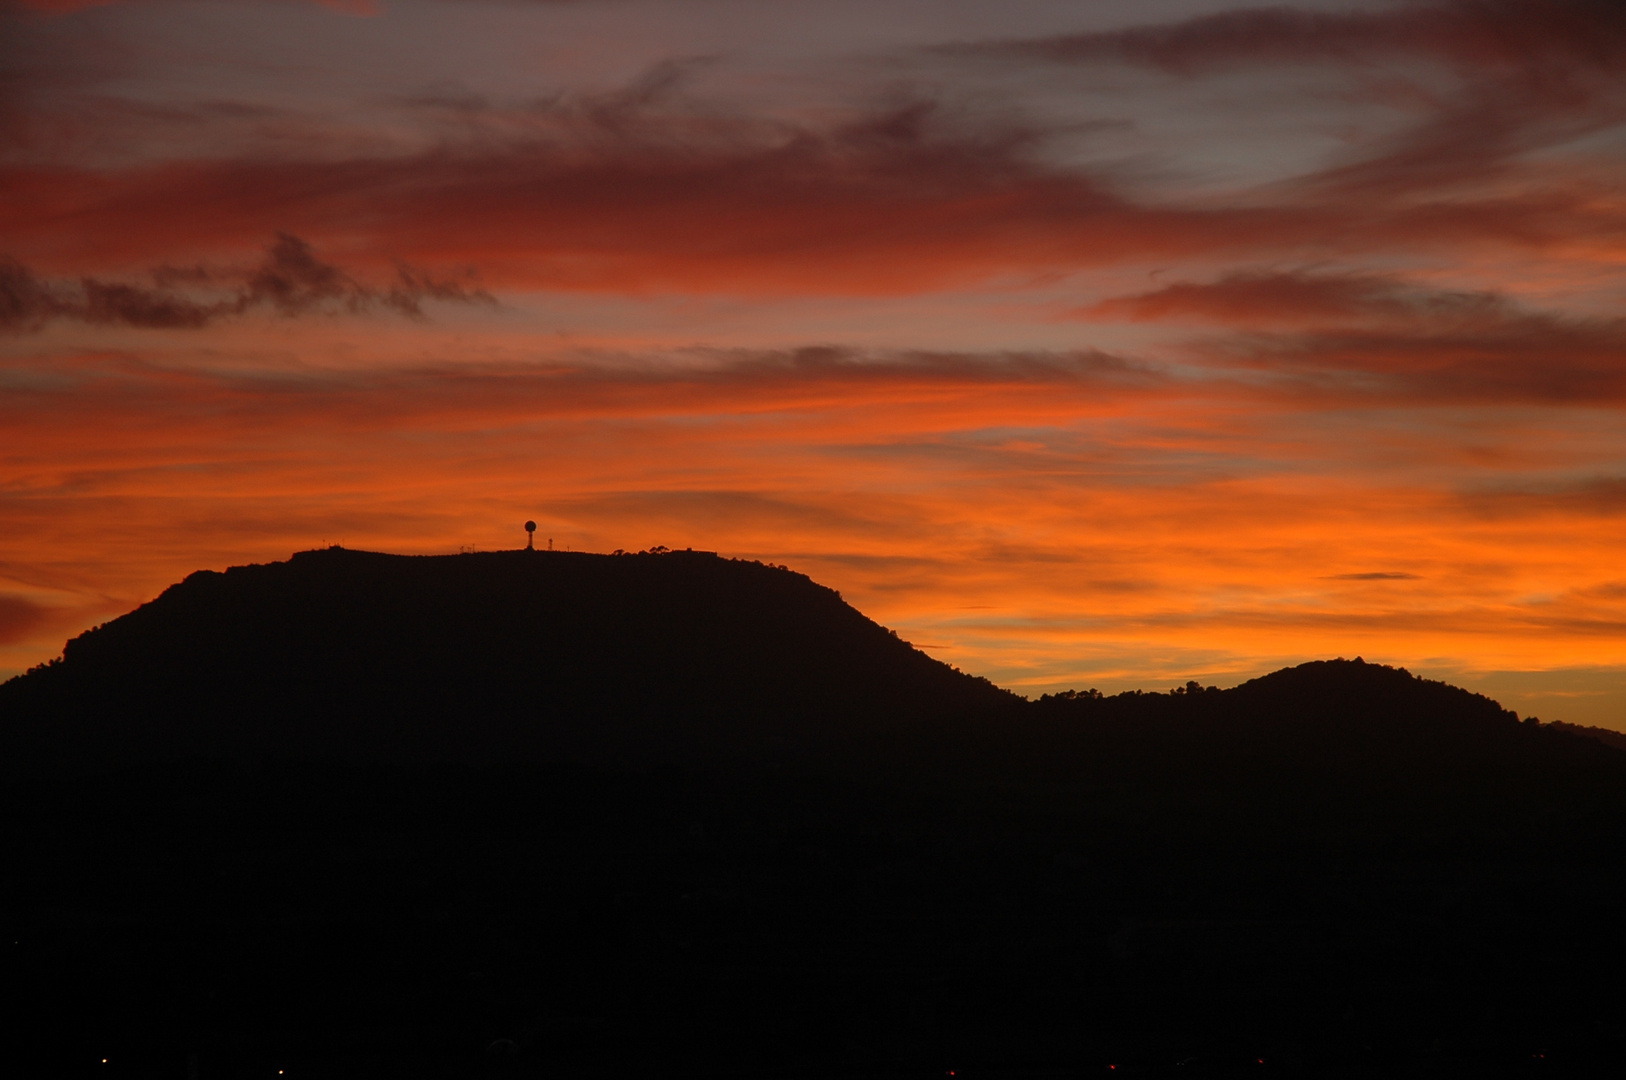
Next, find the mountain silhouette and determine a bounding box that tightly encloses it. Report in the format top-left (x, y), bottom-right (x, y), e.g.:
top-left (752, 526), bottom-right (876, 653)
top-left (4, 547), bottom-right (1619, 796)
top-left (0, 546), bottom-right (1016, 776)
top-left (3, 548), bottom-right (1625, 1078)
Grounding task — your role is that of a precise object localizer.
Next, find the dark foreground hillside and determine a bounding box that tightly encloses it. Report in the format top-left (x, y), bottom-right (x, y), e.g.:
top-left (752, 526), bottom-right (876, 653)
top-left (3, 548), bottom-right (1626, 1077)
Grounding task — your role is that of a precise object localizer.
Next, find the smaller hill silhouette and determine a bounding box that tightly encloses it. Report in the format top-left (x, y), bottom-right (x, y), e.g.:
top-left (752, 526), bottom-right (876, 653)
top-left (1026, 659), bottom-right (1626, 845)
top-left (1545, 718), bottom-right (1626, 753)
top-left (1035, 657), bottom-right (1623, 773)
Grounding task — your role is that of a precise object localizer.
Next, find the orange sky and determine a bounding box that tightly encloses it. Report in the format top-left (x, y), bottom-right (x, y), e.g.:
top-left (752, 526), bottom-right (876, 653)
top-left (4, 0), bottom-right (1626, 727)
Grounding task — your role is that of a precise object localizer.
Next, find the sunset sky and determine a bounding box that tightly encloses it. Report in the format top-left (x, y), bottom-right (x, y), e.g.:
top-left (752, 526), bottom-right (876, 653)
top-left (4, 0), bottom-right (1626, 727)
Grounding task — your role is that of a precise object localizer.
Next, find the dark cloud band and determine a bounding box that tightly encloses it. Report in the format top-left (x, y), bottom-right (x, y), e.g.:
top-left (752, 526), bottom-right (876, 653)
top-left (0, 233), bottom-right (493, 332)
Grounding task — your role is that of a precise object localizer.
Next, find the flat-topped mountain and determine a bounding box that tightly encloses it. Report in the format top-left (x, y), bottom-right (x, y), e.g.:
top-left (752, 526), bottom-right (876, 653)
top-left (0, 546), bottom-right (1016, 774)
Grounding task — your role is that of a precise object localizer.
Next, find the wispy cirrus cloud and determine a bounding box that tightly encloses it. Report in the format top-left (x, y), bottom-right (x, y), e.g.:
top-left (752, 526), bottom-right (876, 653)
top-left (950, 0), bottom-right (1626, 203)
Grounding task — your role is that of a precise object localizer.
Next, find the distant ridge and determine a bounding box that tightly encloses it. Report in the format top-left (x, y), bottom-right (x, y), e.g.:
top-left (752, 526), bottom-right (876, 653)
top-left (1546, 719), bottom-right (1626, 753)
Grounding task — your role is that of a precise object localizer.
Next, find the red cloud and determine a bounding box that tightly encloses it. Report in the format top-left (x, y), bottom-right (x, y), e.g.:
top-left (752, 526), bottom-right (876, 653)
top-left (3, 131), bottom-right (1619, 297)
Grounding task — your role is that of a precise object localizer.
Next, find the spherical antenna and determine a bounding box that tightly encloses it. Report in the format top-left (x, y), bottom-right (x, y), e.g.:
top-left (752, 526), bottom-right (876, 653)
top-left (524, 520), bottom-right (536, 550)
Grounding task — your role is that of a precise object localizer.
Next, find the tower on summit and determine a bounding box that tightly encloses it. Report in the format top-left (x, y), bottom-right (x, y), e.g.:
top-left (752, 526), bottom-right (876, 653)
top-left (524, 520), bottom-right (536, 550)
